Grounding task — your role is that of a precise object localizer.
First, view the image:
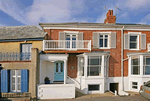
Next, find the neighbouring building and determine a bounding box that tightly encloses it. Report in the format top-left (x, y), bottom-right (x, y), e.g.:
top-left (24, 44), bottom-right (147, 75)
top-left (1, 10), bottom-right (150, 100)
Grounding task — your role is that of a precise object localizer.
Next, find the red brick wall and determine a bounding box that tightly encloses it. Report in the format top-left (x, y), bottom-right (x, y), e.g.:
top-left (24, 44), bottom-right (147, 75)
top-left (44, 29), bottom-right (122, 78)
top-left (123, 30), bottom-right (150, 76)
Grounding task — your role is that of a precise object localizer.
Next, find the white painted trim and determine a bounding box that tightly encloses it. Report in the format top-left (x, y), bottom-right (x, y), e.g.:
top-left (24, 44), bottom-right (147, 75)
top-left (147, 43), bottom-right (150, 52)
top-left (64, 60), bottom-right (67, 84)
top-left (43, 27), bottom-right (122, 30)
top-left (84, 55), bottom-right (88, 77)
top-left (124, 29), bottom-right (150, 31)
top-left (140, 55), bottom-right (143, 76)
top-left (64, 31), bottom-right (79, 34)
top-left (128, 33), bottom-right (140, 50)
top-left (128, 32), bottom-right (141, 35)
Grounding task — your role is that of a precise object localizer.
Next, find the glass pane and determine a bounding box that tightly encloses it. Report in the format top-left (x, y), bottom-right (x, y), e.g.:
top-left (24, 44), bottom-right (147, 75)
top-left (132, 86), bottom-right (137, 89)
top-left (87, 67), bottom-right (89, 76)
top-left (72, 41), bottom-right (76, 48)
top-left (90, 67), bottom-right (99, 76)
top-left (11, 70), bottom-right (15, 76)
top-left (105, 35), bottom-right (108, 38)
top-left (100, 35), bottom-right (103, 38)
top-left (130, 36), bottom-right (137, 41)
top-left (132, 66), bottom-right (140, 75)
top-left (17, 77), bottom-right (21, 83)
top-left (12, 84), bottom-right (15, 90)
top-left (12, 77), bottom-right (15, 83)
top-left (146, 58), bottom-right (150, 65)
top-left (99, 39), bottom-right (103, 47)
top-left (88, 85), bottom-right (99, 91)
top-left (130, 43), bottom-right (137, 49)
top-left (18, 84), bottom-right (21, 90)
top-left (132, 82), bottom-right (137, 85)
top-left (17, 70), bottom-right (21, 76)
top-left (61, 63), bottom-right (63, 72)
top-left (105, 39), bottom-right (108, 47)
top-left (143, 56), bottom-right (146, 65)
top-left (144, 66), bottom-right (150, 75)
top-left (90, 57), bottom-right (99, 65)
top-left (82, 67), bottom-right (84, 76)
top-left (132, 58), bottom-right (139, 65)
top-left (56, 63), bottom-right (58, 72)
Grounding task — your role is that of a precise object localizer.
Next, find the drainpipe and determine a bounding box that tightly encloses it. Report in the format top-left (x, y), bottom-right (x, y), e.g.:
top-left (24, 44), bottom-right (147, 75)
top-left (121, 26), bottom-right (124, 91)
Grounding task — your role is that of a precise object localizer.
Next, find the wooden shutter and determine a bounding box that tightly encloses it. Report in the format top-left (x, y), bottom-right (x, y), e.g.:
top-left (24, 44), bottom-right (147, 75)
top-left (124, 34), bottom-right (129, 49)
top-left (21, 69), bottom-right (29, 92)
top-left (141, 34), bottom-right (146, 50)
top-left (93, 32), bottom-right (99, 48)
top-left (111, 32), bottom-right (116, 48)
top-left (59, 32), bottom-right (65, 48)
top-left (78, 32), bottom-right (84, 49)
top-left (1, 70), bottom-right (9, 92)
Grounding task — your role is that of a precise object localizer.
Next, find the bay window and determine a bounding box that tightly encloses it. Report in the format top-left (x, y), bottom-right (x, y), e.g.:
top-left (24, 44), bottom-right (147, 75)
top-left (87, 56), bottom-right (101, 76)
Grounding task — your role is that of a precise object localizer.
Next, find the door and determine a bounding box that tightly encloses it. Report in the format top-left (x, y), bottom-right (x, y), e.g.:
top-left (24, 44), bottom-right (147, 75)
top-left (20, 44), bottom-right (32, 60)
top-left (110, 83), bottom-right (119, 94)
top-left (66, 34), bottom-right (77, 49)
top-left (54, 61), bottom-right (64, 81)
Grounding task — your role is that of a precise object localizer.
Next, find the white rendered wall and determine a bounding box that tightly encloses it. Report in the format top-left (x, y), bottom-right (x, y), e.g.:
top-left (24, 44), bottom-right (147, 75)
top-left (40, 61), bottom-right (54, 84)
top-left (37, 84), bottom-right (75, 99)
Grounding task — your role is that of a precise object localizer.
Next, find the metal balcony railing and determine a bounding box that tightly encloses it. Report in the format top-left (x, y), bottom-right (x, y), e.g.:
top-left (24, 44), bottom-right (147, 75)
top-left (0, 52), bottom-right (31, 61)
top-left (43, 40), bottom-right (91, 51)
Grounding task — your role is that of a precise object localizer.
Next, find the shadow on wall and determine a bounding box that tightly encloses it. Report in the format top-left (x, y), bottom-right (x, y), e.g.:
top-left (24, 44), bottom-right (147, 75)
top-left (109, 56), bottom-right (119, 77)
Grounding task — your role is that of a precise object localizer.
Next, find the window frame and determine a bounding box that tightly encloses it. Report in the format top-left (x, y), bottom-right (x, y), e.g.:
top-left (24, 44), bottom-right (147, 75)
top-left (143, 56), bottom-right (150, 75)
top-left (131, 56), bottom-right (140, 75)
top-left (87, 56), bottom-right (102, 77)
top-left (131, 82), bottom-right (138, 90)
top-left (10, 70), bottom-right (21, 92)
top-left (99, 33), bottom-right (110, 49)
top-left (128, 32), bottom-right (140, 50)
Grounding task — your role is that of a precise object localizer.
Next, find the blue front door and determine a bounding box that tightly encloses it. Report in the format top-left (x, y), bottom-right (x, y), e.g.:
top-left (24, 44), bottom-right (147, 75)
top-left (54, 61), bottom-right (64, 81)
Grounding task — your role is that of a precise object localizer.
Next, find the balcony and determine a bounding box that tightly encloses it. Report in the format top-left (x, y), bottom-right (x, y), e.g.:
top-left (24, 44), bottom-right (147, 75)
top-left (0, 52), bottom-right (31, 61)
top-left (43, 40), bottom-right (91, 51)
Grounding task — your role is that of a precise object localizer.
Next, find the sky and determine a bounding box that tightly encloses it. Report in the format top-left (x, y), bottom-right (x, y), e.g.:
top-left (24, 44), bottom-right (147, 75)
top-left (0, 0), bottom-right (150, 26)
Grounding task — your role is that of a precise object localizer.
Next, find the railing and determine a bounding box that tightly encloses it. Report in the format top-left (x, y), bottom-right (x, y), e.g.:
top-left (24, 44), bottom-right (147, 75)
top-left (43, 40), bottom-right (91, 51)
top-left (0, 52), bottom-right (31, 61)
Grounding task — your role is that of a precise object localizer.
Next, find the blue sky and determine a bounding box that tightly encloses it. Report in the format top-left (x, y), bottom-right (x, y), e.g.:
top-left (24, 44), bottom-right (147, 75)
top-left (0, 0), bottom-right (150, 26)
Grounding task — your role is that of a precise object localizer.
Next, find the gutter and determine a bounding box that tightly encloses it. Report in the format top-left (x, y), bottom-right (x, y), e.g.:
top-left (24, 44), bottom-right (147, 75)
top-left (121, 26), bottom-right (124, 91)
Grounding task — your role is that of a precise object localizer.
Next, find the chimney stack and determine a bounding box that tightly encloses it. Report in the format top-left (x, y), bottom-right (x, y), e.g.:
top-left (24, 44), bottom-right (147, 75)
top-left (104, 10), bottom-right (116, 24)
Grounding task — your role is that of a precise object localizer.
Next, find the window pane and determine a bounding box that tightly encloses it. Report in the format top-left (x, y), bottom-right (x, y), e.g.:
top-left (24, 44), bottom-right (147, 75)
top-left (12, 84), bottom-right (15, 90)
top-left (61, 63), bottom-right (63, 72)
top-left (99, 39), bottom-right (103, 47)
top-left (18, 84), bottom-right (21, 90)
top-left (82, 67), bottom-right (84, 76)
top-left (100, 35), bottom-right (103, 38)
top-left (17, 77), bottom-right (21, 83)
top-left (56, 63), bottom-right (58, 72)
top-left (12, 77), bottom-right (15, 83)
top-left (132, 86), bottom-right (137, 89)
top-left (105, 39), bottom-right (108, 47)
top-left (132, 82), bottom-right (137, 85)
top-left (90, 67), bottom-right (99, 76)
top-left (130, 36), bottom-right (137, 41)
top-left (105, 35), bottom-right (108, 38)
top-left (88, 85), bottom-right (99, 91)
top-left (132, 58), bottom-right (139, 65)
top-left (144, 66), bottom-right (150, 75)
top-left (17, 70), bottom-right (21, 76)
top-left (146, 58), bottom-right (150, 65)
top-left (90, 57), bottom-right (99, 65)
top-left (11, 70), bottom-right (15, 76)
top-left (130, 43), bottom-right (137, 49)
top-left (132, 66), bottom-right (140, 75)
top-left (87, 67), bottom-right (89, 76)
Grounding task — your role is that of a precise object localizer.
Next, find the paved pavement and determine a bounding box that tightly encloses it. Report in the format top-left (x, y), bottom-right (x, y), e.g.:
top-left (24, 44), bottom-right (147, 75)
top-left (43, 94), bottom-right (149, 101)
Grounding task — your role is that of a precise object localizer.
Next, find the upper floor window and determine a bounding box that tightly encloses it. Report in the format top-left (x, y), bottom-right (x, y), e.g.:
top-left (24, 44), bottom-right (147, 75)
top-left (99, 34), bottom-right (109, 48)
top-left (20, 43), bottom-right (32, 60)
top-left (130, 35), bottom-right (139, 49)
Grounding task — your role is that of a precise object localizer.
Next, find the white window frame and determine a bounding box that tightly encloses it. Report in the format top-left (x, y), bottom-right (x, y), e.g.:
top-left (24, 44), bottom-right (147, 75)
top-left (147, 43), bottom-right (150, 52)
top-left (128, 32), bottom-right (141, 50)
top-left (88, 84), bottom-right (101, 94)
top-left (87, 56), bottom-right (102, 77)
top-left (143, 56), bottom-right (150, 75)
top-left (131, 56), bottom-right (140, 76)
top-left (98, 32), bottom-right (111, 49)
top-left (11, 70), bottom-right (21, 92)
top-left (131, 81), bottom-right (138, 90)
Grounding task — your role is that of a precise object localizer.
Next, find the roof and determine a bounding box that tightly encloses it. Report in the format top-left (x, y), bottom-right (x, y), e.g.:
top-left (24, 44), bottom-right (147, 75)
top-left (39, 22), bottom-right (150, 29)
top-left (0, 25), bottom-right (47, 40)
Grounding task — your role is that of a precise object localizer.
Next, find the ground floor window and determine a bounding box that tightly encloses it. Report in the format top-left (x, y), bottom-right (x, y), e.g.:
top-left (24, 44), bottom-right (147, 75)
top-left (88, 84), bottom-right (100, 91)
top-left (87, 56), bottom-right (101, 76)
top-left (11, 70), bottom-right (21, 92)
top-left (131, 82), bottom-right (138, 89)
top-left (143, 56), bottom-right (150, 75)
top-left (131, 57), bottom-right (140, 75)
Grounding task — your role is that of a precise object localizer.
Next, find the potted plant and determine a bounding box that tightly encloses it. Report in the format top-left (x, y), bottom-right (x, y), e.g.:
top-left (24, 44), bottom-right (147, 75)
top-left (44, 76), bottom-right (50, 84)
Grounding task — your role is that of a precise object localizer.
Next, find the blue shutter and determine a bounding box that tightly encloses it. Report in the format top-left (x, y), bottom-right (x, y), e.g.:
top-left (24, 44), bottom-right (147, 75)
top-left (21, 69), bottom-right (28, 92)
top-left (1, 70), bottom-right (8, 92)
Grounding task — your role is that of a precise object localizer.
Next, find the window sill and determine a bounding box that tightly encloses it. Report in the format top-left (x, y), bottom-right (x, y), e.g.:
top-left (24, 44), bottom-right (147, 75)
top-left (99, 47), bottom-right (110, 49)
top-left (128, 49), bottom-right (140, 51)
